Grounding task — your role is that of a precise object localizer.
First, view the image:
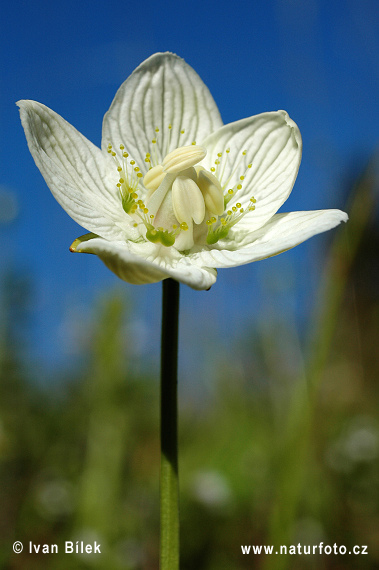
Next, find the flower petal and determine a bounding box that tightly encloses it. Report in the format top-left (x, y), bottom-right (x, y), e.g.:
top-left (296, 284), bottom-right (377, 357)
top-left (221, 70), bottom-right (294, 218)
top-left (17, 100), bottom-right (138, 241)
top-left (102, 52), bottom-right (223, 170)
top-left (189, 209), bottom-right (348, 268)
top-left (75, 237), bottom-right (217, 290)
top-left (201, 111), bottom-right (302, 233)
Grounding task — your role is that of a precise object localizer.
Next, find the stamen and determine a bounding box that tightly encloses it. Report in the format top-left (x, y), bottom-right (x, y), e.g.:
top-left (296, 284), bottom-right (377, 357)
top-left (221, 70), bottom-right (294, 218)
top-left (197, 169), bottom-right (224, 216)
top-left (143, 164), bottom-right (165, 191)
top-left (162, 145), bottom-right (207, 174)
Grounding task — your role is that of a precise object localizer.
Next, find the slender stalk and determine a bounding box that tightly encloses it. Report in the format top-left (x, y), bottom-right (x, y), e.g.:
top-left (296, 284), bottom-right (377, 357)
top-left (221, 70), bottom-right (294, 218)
top-left (160, 278), bottom-right (180, 570)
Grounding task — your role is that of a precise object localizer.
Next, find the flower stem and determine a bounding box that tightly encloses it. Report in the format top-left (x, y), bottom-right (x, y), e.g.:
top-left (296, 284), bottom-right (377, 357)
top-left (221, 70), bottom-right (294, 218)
top-left (160, 278), bottom-right (180, 570)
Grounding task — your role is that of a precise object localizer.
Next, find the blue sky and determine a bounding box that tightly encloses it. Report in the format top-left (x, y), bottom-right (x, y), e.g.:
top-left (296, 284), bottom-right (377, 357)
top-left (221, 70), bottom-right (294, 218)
top-left (1, 0), bottom-right (378, 378)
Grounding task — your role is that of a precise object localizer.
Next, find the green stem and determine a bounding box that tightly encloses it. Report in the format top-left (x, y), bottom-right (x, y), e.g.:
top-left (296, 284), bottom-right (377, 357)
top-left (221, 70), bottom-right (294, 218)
top-left (160, 278), bottom-right (180, 570)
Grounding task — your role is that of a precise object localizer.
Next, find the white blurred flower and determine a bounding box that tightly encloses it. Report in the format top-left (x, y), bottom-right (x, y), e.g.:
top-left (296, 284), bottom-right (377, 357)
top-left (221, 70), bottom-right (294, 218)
top-left (192, 470), bottom-right (232, 508)
top-left (35, 478), bottom-right (73, 518)
top-left (18, 53), bottom-right (347, 290)
top-left (326, 416), bottom-right (379, 472)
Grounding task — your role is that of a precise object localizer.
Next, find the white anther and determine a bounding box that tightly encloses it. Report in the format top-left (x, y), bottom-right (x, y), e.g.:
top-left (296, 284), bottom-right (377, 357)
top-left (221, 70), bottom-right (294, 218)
top-left (162, 145), bottom-right (207, 174)
top-left (197, 169), bottom-right (224, 216)
top-left (146, 173), bottom-right (176, 217)
top-left (143, 164), bottom-right (165, 191)
top-left (172, 176), bottom-right (205, 225)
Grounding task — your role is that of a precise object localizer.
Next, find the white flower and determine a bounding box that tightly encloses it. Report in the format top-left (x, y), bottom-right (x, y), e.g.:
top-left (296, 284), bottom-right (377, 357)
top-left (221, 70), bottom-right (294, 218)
top-left (18, 53), bottom-right (347, 290)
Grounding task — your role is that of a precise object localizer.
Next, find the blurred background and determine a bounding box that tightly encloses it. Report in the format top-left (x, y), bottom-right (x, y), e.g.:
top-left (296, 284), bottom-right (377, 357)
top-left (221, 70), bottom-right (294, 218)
top-left (1, 0), bottom-right (379, 568)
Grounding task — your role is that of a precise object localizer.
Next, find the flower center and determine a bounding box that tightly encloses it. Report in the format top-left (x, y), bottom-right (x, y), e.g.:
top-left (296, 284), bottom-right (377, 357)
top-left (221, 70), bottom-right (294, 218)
top-left (107, 126), bottom-right (256, 251)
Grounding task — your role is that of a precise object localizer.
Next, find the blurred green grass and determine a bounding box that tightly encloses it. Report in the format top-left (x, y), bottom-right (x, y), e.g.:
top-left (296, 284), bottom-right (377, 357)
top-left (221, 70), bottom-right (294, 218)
top-left (0, 155), bottom-right (378, 569)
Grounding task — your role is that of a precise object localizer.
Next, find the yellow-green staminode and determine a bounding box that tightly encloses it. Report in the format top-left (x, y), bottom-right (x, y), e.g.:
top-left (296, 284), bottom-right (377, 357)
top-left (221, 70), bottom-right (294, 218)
top-left (18, 52), bottom-right (348, 290)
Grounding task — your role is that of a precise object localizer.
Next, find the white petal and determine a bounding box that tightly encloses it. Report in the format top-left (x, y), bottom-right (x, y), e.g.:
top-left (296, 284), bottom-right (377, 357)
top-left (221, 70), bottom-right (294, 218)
top-left (102, 53), bottom-right (223, 170)
top-left (18, 100), bottom-right (137, 241)
top-left (201, 111), bottom-right (302, 233)
top-left (75, 237), bottom-right (217, 290)
top-left (189, 209), bottom-right (348, 268)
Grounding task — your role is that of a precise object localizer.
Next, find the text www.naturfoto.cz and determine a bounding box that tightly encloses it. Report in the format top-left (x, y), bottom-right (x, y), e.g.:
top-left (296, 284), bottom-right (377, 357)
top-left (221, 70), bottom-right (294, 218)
top-left (241, 544), bottom-right (368, 556)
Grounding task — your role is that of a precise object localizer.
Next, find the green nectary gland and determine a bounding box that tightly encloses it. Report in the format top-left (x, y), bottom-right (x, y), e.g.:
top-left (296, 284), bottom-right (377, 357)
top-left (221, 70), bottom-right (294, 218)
top-left (121, 193), bottom-right (137, 215)
top-left (206, 226), bottom-right (229, 244)
top-left (146, 228), bottom-right (176, 247)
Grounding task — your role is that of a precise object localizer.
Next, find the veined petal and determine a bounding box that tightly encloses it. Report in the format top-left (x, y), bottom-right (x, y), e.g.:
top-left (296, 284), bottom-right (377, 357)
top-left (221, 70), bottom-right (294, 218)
top-left (75, 237), bottom-right (217, 290)
top-left (102, 52), bottom-right (223, 169)
top-left (201, 111), bottom-right (302, 233)
top-left (189, 209), bottom-right (348, 268)
top-left (17, 100), bottom-right (138, 241)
